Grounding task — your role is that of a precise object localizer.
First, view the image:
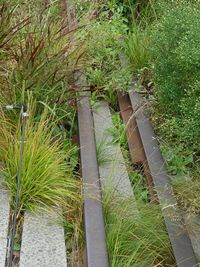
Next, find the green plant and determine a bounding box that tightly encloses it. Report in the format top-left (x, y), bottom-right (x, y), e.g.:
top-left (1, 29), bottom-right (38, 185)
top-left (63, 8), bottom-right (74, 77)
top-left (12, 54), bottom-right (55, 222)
top-left (103, 188), bottom-right (175, 267)
top-left (0, 99), bottom-right (79, 213)
top-left (149, 1), bottom-right (200, 215)
top-left (0, 0), bottom-right (84, 263)
top-left (130, 170), bottom-right (149, 203)
top-left (124, 25), bottom-right (150, 75)
top-left (160, 143), bottom-right (194, 177)
top-left (106, 114), bottom-right (127, 147)
top-left (150, 0), bottom-right (200, 165)
top-left (97, 0), bottom-right (157, 25)
top-left (172, 175), bottom-right (200, 214)
top-left (76, 4), bottom-right (131, 105)
top-left (96, 137), bottom-right (112, 166)
top-left (0, 0), bottom-right (81, 140)
top-left (9, 21), bottom-right (73, 104)
top-left (151, 1), bottom-right (200, 114)
top-left (156, 141), bottom-right (200, 214)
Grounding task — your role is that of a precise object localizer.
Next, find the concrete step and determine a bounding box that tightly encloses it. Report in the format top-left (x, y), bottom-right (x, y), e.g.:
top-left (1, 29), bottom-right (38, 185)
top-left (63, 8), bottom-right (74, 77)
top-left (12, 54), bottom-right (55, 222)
top-left (93, 101), bottom-right (137, 204)
top-left (20, 211), bottom-right (67, 267)
top-left (0, 178), bottom-right (10, 267)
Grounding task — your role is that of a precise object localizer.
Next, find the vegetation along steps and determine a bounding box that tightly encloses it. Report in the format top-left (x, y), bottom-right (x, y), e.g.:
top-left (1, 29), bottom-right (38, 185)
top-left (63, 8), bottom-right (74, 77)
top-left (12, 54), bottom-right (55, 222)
top-left (129, 91), bottom-right (198, 267)
top-left (1, 1), bottom-right (200, 266)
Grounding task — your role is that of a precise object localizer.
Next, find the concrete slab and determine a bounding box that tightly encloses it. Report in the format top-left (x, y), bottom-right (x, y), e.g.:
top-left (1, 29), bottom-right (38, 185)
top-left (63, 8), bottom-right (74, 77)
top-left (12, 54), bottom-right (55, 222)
top-left (0, 177), bottom-right (10, 267)
top-left (20, 211), bottom-right (67, 267)
top-left (185, 214), bottom-right (200, 263)
top-left (93, 101), bottom-right (135, 200)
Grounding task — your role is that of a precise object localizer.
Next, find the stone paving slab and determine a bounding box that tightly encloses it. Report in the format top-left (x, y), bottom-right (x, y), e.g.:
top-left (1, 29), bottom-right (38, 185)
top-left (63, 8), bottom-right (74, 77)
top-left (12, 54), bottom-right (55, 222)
top-left (185, 214), bottom-right (200, 263)
top-left (93, 101), bottom-right (136, 201)
top-left (0, 178), bottom-right (10, 267)
top-left (20, 211), bottom-right (67, 267)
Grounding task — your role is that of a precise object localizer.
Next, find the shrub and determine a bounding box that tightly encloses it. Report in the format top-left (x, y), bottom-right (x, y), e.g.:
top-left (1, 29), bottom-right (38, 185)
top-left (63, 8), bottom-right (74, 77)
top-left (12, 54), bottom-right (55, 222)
top-left (150, 1), bottom-right (200, 152)
top-left (151, 2), bottom-right (200, 114)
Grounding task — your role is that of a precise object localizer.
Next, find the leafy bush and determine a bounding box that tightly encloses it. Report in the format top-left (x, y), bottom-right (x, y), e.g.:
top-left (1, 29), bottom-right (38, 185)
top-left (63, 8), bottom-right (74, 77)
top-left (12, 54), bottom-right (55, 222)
top-left (151, 1), bottom-right (200, 150)
top-left (151, 2), bottom-right (200, 114)
top-left (103, 0), bottom-right (157, 24)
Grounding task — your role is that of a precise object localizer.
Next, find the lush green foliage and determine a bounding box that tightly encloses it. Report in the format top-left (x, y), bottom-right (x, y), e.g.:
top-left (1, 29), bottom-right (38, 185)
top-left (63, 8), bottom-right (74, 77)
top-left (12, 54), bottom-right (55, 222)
top-left (145, 1), bottom-right (200, 215)
top-left (0, 1), bottom-right (85, 262)
top-left (151, 1), bottom-right (200, 155)
top-left (76, 1), bottom-right (132, 106)
top-left (151, 2), bottom-right (200, 112)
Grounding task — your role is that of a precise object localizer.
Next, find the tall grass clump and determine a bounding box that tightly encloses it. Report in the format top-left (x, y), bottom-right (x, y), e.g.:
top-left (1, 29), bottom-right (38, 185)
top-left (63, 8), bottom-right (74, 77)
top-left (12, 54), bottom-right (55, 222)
top-left (0, 99), bottom-right (79, 213)
top-left (103, 190), bottom-right (174, 267)
top-left (124, 25), bottom-right (150, 75)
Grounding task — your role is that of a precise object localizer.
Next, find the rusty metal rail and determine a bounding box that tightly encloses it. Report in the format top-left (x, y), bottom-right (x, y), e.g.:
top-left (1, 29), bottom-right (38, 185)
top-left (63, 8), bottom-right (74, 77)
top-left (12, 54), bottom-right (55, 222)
top-left (63, 1), bottom-right (109, 265)
top-left (118, 92), bottom-right (157, 202)
top-left (76, 71), bottom-right (109, 267)
top-left (119, 91), bottom-right (198, 267)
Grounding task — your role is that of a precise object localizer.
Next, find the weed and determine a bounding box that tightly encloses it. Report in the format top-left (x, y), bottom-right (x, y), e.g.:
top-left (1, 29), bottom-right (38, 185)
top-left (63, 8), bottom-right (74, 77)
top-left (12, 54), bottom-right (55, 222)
top-left (106, 114), bottom-right (127, 147)
top-left (96, 137), bottom-right (112, 166)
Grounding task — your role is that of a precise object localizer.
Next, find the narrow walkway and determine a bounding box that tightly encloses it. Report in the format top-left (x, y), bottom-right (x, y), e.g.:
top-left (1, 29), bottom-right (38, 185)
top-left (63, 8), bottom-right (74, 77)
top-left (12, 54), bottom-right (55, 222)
top-left (93, 101), bottom-right (137, 206)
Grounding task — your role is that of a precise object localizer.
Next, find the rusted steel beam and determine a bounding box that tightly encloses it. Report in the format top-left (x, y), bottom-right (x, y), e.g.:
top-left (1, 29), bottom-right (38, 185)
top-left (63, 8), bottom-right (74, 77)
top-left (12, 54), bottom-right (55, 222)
top-left (118, 92), bottom-right (145, 164)
top-left (67, 3), bottom-right (108, 266)
top-left (76, 71), bottom-right (109, 267)
top-left (129, 91), bottom-right (198, 267)
top-left (118, 92), bottom-right (157, 203)
top-left (64, 3), bottom-right (109, 265)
